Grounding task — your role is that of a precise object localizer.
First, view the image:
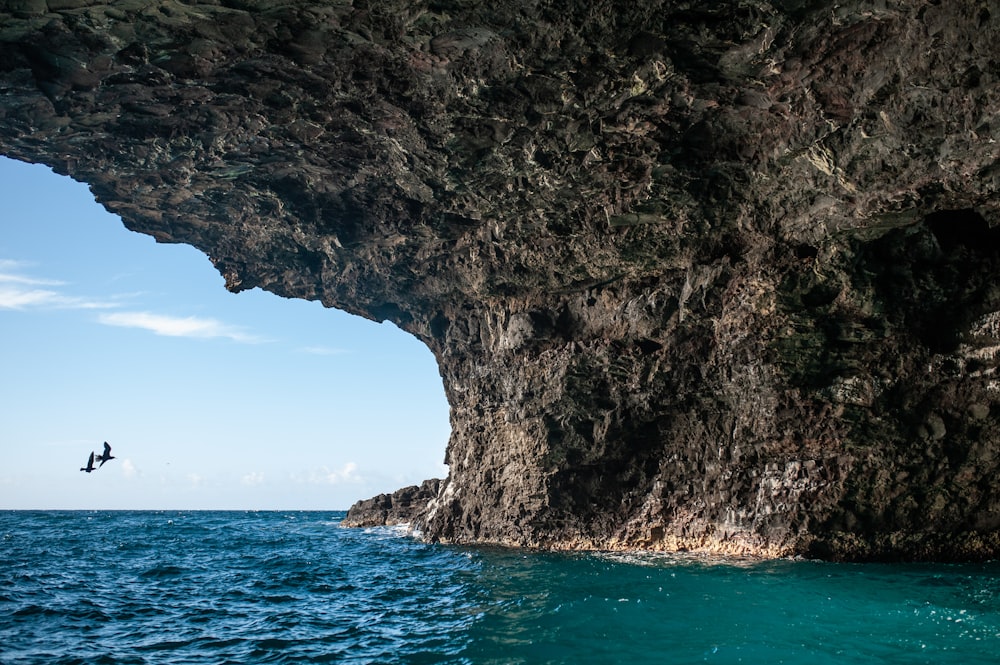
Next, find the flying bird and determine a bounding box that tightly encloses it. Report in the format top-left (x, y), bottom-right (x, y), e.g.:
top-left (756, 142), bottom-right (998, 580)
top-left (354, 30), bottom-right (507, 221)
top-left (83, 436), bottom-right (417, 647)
top-left (97, 441), bottom-right (115, 467)
top-left (80, 451), bottom-right (96, 473)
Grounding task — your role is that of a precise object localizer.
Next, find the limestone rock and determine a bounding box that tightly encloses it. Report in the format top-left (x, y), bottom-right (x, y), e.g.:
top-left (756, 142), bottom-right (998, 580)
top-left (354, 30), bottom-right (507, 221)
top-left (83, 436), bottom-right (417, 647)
top-left (2, 0), bottom-right (1000, 560)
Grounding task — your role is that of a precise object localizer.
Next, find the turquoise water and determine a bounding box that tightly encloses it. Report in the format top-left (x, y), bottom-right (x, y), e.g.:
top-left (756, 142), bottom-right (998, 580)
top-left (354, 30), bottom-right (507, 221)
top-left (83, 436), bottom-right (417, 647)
top-left (2, 511), bottom-right (998, 664)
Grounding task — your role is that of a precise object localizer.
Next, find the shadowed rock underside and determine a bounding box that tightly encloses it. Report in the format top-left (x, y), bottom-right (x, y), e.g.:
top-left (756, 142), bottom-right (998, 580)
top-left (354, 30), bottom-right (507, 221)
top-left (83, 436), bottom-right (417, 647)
top-left (2, 0), bottom-right (1000, 560)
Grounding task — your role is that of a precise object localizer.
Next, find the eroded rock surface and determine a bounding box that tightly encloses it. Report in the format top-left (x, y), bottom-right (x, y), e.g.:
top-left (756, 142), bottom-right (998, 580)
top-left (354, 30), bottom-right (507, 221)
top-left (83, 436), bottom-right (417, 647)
top-left (2, 0), bottom-right (999, 559)
top-left (342, 478), bottom-right (441, 528)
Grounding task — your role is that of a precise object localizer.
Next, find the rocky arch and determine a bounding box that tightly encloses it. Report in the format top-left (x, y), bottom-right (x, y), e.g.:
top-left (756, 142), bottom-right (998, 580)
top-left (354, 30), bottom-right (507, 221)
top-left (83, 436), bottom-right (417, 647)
top-left (2, 0), bottom-right (1000, 560)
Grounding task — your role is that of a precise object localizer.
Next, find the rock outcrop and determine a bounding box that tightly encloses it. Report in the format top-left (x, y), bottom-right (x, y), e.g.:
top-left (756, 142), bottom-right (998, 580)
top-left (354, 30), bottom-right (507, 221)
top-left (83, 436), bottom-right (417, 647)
top-left (342, 478), bottom-right (441, 528)
top-left (2, 0), bottom-right (999, 560)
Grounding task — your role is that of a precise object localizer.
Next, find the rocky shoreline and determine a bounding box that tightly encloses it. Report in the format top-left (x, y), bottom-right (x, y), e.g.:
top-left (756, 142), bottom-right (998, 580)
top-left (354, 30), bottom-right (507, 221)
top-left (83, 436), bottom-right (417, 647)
top-left (341, 479), bottom-right (442, 529)
top-left (345, 484), bottom-right (1000, 561)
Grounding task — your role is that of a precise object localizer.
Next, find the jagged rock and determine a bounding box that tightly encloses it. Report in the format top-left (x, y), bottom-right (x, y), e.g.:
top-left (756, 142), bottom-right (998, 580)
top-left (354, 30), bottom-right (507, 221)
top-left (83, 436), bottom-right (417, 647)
top-left (2, 0), bottom-right (999, 560)
top-left (342, 479), bottom-right (442, 528)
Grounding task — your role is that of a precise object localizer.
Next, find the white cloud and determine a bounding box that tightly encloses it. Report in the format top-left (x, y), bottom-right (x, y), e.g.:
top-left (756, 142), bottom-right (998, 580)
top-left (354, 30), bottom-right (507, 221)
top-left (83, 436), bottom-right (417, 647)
top-left (1, 259), bottom-right (262, 343)
top-left (0, 285), bottom-right (120, 310)
top-left (121, 459), bottom-right (138, 479)
top-left (296, 462), bottom-right (362, 485)
top-left (0, 262), bottom-right (116, 310)
top-left (0, 270), bottom-right (63, 286)
top-left (0, 259), bottom-right (32, 272)
top-left (242, 471), bottom-right (265, 486)
top-left (98, 311), bottom-right (264, 343)
top-left (0, 285), bottom-right (61, 309)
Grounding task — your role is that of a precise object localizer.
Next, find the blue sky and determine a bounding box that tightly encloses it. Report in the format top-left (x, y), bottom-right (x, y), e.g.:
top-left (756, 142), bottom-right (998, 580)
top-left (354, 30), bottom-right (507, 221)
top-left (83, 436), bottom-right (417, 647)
top-left (0, 156), bottom-right (450, 510)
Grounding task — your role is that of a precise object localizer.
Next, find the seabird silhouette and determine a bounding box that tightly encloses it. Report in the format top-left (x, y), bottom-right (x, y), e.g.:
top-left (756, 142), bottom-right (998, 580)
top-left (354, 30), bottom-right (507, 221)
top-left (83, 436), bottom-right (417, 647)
top-left (80, 451), bottom-right (96, 473)
top-left (97, 441), bottom-right (115, 467)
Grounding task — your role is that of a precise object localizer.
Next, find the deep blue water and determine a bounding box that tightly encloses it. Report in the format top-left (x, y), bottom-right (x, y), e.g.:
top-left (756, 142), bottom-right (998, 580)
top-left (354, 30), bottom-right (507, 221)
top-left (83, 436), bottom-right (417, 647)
top-left (2, 511), bottom-right (998, 664)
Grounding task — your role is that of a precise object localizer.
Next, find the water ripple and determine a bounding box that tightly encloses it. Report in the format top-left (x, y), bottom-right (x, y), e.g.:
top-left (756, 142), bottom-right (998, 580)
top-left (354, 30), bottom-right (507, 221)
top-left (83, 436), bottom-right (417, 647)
top-left (2, 511), bottom-right (999, 664)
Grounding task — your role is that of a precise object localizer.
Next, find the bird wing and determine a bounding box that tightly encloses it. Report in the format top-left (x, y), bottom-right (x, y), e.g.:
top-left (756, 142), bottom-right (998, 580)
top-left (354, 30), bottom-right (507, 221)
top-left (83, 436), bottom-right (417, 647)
top-left (103, 441), bottom-right (112, 455)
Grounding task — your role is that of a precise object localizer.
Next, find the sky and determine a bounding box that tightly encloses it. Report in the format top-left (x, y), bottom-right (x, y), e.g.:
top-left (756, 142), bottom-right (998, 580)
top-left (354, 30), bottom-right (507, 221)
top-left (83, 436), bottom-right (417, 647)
top-left (0, 156), bottom-right (451, 510)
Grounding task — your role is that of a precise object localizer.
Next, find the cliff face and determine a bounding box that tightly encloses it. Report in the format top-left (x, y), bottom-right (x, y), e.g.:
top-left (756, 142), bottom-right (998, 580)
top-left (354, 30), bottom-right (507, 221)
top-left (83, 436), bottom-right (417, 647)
top-left (2, 0), bottom-right (999, 560)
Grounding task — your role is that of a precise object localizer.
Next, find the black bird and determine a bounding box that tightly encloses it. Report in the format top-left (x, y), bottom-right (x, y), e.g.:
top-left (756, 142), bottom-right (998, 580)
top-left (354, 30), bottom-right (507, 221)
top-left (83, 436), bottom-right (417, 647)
top-left (80, 451), bottom-right (96, 473)
top-left (97, 441), bottom-right (115, 467)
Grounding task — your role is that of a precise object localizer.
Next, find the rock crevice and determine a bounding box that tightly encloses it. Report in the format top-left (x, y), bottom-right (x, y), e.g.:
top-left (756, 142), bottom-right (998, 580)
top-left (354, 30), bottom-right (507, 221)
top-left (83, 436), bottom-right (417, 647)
top-left (2, 0), bottom-right (1000, 559)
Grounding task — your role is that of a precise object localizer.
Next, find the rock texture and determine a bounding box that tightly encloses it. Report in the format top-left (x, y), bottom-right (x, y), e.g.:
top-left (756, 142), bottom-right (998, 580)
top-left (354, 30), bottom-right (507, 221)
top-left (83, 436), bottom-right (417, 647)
top-left (2, 0), bottom-right (1000, 560)
top-left (341, 479), bottom-right (441, 528)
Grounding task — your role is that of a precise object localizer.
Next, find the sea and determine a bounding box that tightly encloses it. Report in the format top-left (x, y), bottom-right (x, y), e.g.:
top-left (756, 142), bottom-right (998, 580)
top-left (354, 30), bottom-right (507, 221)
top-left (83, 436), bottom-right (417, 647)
top-left (2, 511), bottom-right (999, 664)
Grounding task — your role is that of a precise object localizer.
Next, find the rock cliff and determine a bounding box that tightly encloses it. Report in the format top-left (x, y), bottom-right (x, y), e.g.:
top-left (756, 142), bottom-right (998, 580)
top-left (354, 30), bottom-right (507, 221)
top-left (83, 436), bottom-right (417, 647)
top-left (2, 0), bottom-right (999, 560)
